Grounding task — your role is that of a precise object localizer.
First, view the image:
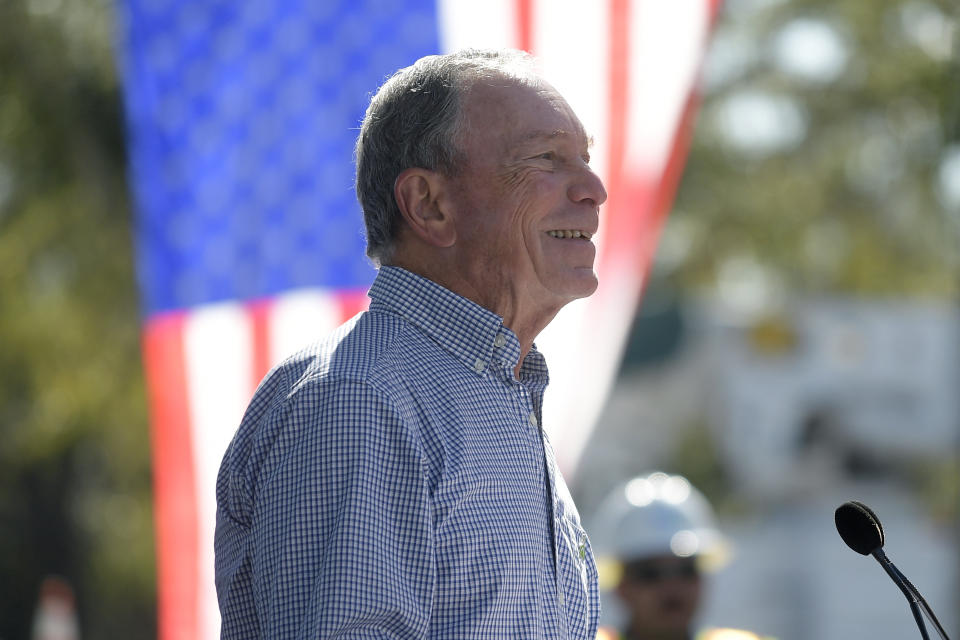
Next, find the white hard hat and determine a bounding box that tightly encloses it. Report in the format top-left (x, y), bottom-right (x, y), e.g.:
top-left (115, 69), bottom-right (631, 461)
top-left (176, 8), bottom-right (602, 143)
top-left (592, 472), bottom-right (728, 569)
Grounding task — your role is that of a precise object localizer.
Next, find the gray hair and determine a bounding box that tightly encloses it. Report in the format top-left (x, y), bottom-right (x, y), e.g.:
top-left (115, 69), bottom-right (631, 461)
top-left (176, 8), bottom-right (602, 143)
top-left (354, 48), bottom-right (535, 266)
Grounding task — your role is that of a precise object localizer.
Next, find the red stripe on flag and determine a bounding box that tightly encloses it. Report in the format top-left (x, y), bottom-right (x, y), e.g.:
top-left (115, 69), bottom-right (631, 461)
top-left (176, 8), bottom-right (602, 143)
top-left (337, 288), bottom-right (371, 323)
top-left (248, 299), bottom-right (272, 394)
top-left (143, 313), bottom-right (199, 640)
top-left (599, 0), bottom-right (715, 286)
top-left (606, 0), bottom-right (630, 195)
top-left (516, 0), bottom-right (534, 53)
top-left (599, 0), bottom-right (664, 281)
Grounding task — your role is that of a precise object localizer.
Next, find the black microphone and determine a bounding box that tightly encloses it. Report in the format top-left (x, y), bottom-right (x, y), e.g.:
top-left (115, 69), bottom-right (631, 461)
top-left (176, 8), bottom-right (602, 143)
top-left (835, 500), bottom-right (951, 640)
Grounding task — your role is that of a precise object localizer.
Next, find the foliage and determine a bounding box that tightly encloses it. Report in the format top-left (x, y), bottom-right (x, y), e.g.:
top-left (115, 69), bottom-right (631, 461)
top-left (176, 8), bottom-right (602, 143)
top-left (669, 0), bottom-right (959, 303)
top-left (0, 0), bottom-right (154, 637)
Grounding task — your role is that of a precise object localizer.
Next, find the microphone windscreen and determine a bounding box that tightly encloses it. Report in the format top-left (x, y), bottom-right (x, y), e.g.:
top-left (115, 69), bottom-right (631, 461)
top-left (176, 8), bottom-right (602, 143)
top-left (835, 500), bottom-right (885, 555)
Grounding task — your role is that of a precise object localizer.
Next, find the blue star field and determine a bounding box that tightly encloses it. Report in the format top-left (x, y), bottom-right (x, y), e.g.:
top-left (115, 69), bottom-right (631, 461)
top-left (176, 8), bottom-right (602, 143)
top-left (117, 0), bottom-right (440, 315)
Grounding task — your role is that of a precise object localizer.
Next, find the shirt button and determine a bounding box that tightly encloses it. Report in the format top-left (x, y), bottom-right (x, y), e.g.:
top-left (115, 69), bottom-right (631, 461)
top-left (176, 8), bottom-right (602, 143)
top-left (557, 589), bottom-right (565, 606)
top-left (473, 358), bottom-right (485, 373)
top-left (494, 334), bottom-right (506, 348)
top-left (528, 412), bottom-right (538, 427)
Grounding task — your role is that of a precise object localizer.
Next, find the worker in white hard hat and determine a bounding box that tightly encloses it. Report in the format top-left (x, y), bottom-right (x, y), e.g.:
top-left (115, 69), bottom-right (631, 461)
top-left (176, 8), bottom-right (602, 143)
top-left (592, 472), bottom-right (770, 640)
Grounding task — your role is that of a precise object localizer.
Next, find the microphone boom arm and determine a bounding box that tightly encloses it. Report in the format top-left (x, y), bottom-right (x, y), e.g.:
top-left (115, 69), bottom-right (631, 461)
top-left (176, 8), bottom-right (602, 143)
top-left (887, 556), bottom-right (951, 640)
top-left (872, 548), bottom-right (932, 640)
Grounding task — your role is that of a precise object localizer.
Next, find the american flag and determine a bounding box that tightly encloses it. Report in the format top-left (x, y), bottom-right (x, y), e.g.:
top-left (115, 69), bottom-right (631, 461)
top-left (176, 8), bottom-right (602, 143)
top-left (115, 0), bottom-right (719, 637)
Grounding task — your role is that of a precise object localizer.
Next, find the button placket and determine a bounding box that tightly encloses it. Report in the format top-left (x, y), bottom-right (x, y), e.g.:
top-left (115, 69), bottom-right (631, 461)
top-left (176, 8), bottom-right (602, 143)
top-left (538, 424), bottom-right (565, 587)
top-left (517, 388), bottom-right (540, 443)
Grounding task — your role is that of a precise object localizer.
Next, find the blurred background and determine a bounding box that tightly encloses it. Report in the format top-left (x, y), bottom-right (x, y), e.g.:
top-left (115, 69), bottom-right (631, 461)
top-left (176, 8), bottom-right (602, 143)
top-left (0, 0), bottom-right (957, 638)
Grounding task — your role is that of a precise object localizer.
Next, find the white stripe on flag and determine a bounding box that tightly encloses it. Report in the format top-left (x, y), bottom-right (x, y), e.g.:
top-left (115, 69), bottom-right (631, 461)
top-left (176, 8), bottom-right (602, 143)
top-left (183, 303), bottom-right (253, 640)
top-left (626, 0), bottom-right (711, 173)
top-left (268, 289), bottom-right (344, 365)
top-left (436, 0), bottom-right (518, 52)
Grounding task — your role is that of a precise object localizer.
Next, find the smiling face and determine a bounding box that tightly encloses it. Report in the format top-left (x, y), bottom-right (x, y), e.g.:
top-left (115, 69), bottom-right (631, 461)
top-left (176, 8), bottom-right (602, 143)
top-left (441, 74), bottom-right (607, 331)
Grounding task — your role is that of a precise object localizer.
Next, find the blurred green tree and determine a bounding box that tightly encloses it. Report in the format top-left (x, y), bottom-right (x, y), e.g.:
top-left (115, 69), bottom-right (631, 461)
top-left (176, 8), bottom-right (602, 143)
top-left (0, 0), bottom-right (154, 637)
top-left (668, 0), bottom-right (959, 303)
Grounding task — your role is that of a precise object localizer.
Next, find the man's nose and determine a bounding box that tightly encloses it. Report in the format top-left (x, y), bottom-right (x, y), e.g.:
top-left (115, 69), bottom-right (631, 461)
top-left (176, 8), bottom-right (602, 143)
top-left (569, 165), bottom-right (608, 208)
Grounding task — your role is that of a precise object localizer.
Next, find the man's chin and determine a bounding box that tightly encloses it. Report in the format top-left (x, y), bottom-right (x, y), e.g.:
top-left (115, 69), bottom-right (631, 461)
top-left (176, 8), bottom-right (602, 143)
top-left (568, 269), bottom-right (599, 299)
top-left (551, 280), bottom-right (598, 307)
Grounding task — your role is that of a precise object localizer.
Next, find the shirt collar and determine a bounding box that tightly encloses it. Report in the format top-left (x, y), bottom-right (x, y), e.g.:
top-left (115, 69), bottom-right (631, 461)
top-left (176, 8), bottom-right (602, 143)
top-left (368, 266), bottom-right (525, 376)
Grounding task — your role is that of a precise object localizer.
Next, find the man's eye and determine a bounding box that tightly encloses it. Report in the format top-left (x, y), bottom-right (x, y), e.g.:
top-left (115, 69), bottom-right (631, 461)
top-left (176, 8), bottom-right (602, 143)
top-left (534, 152), bottom-right (555, 161)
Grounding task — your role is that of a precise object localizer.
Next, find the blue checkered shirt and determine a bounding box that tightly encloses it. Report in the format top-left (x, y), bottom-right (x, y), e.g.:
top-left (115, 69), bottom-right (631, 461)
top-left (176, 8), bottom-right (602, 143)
top-left (215, 266), bottom-right (600, 639)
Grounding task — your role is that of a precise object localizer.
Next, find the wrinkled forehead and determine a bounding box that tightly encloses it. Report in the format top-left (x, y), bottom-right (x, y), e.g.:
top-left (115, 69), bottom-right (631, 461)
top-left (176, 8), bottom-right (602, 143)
top-left (459, 74), bottom-right (590, 149)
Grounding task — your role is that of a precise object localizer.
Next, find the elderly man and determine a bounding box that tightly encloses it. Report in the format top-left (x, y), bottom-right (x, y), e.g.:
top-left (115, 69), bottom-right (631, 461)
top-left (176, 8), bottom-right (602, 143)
top-left (215, 48), bottom-right (607, 639)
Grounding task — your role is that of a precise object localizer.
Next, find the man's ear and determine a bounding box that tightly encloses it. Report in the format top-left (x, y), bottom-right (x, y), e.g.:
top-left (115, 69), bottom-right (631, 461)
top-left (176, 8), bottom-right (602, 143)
top-left (394, 168), bottom-right (456, 248)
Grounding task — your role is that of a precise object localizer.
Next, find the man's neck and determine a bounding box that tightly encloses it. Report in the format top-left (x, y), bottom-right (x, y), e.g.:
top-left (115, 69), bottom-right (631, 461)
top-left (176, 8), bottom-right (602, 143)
top-left (385, 257), bottom-right (561, 374)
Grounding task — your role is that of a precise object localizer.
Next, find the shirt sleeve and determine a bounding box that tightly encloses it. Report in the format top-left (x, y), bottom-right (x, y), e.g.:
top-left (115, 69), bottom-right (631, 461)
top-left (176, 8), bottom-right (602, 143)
top-left (219, 374), bottom-right (435, 639)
